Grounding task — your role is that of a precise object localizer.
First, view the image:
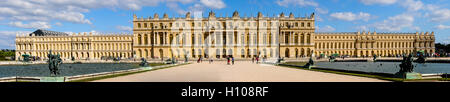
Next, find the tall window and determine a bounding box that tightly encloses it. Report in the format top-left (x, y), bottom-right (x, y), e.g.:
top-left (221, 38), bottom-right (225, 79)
top-left (137, 34), bottom-right (142, 45)
top-left (241, 33), bottom-right (244, 45)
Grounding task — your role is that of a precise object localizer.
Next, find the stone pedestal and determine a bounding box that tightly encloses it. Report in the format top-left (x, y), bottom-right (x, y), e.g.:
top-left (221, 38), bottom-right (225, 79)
top-left (140, 66), bottom-right (153, 70)
top-left (304, 64), bottom-right (314, 69)
top-left (395, 72), bottom-right (422, 79)
top-left (40, 77), bottom-right (66, 82)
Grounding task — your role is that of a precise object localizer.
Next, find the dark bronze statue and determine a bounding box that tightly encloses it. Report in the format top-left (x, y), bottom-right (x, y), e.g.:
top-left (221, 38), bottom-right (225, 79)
top-left (304, 57), bottom-right (315, 69)
top-left (329, 56), bottom-right (335, 62)
top-left (398, 54), bottom-right (414, 73)
top-left (304, 50), bottom-right (315, 69)
top-left (47, 50), bottom-right (62, 76)
top-left (373, 54), bottom-right (377, 62)
top-left (415, 53), bottom-right (426, 63)
top-left (139, 58), bottom-right (148, 66)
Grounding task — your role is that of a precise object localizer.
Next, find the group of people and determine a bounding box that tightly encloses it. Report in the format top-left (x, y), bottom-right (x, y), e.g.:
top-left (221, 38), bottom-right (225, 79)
top-left (196, 56), bottom-right (235, 65)
top-left (252, 57), bottom-right (260, 64)
top-left (196, 57), bottom-right (215, 64)
top-left (226, 56), bottom-right (235, 65)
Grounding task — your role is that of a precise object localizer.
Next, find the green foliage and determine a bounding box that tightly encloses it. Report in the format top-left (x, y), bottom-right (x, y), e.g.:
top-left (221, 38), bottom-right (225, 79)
top-left (435, 43), bottom-right (450, 53)
top-left (0, 49), bottom-right (15, 61)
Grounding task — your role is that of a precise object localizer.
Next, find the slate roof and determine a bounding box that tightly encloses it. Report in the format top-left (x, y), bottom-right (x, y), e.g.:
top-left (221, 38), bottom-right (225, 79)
top-left (29, 29), bottom-right (69, 36)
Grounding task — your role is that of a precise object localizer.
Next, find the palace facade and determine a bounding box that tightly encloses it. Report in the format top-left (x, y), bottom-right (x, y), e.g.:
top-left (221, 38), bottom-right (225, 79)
top-left (132, 11), bottom-right (435, 59)
top-left (15, 29), bottom-right (133, 60)
top-left (15, 11), bottom-right (435, 60)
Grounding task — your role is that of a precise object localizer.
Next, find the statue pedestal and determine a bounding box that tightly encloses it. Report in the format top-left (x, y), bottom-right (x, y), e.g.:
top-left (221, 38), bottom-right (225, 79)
top-left (140, 66), bottom-right (153, 70)
top-left (303, 64), bottom-right (314, 69)
top-left (395, 72), bottom-right (422, 79)
top-left (40, 77), bottom-right (66, 82)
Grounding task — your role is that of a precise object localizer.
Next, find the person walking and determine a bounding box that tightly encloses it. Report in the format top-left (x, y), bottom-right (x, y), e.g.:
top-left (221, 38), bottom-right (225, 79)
top-left (256, 57), bottom-right (259, 64)
top-left (227, 56), bottom-right (230, 65)
top-left (232, 57), bottom-right (235, 65)
top-left (252, 57), bottom-right (254, 63)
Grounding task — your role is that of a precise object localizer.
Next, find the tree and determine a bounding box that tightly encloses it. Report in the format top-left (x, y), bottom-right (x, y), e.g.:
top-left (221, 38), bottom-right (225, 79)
top-left (0, 49), bottom-right (15, 61)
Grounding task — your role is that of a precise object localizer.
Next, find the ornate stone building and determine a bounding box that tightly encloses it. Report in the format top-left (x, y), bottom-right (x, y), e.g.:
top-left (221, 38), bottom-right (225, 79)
top-left (133, 11), bottom-right (316, 59)
top-left (133, 11), bottom-right (435, 59)
top-left (315, 32), bottom-right (435, 57)
top-left (15, 11), bottom-right (435, 61)
top-left (15, 29), bottom-right (133, 60)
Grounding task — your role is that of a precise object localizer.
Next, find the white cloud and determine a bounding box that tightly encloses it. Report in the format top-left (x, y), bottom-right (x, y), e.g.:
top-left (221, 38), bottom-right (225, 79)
top-left (316, 15), bottom-right (324, 22)
top-left (0, 0), bottom-right (227, 29)
top-left (200, 0), bottom-right (226, 9)
top-left (116, 26), bottom-right (132, 32)
top-left (426, 8), bottom-right (450, 22)
top-left (167, 2), bottom-right (187, 15)
top-left (9, 21), bottom-right (51, 29)
top-left (0, 31), bottom-right (32, 49)
top-left (188, 3), bottom-right (205, 15)
top-left (373, 14), bottom-right (415, 31)
top-left (317, 25), bottom-right (336, 32)
top-left (435, 24), bottom-right (450, 30)
top-left (355, 13), bottom-right (420, 32)
top-left (359, 0), bottom-right (397, 5)
top-left (401, 0), bottom-right (424, 11)
top-left (0, 0), bottom-right (107, 25)
top-left (54, 22), bottom-right (63, 26)
top-left (443, 37), bottom-right (450, 44)
top-left (276, 0), bottom-right (319, 7)
top-left (0, 7), bottom-right (19, 15)
top-left (315, 8), bottom-right (328, 14)
top-left (356, 25), bottom-right (369, 31)
top-left (330, 12), bottom-right (373, 21)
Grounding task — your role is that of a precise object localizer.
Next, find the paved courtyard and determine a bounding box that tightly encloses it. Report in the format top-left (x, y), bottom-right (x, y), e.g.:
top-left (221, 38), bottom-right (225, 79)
top-left (94, 61), bottom-right (388, 82)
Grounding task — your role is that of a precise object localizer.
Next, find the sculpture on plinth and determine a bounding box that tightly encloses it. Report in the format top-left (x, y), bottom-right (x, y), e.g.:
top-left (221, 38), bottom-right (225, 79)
top-left (399, 54), bottom-right (414, 73)
top-left (172, 56), bottom-right (176, 64)
top-left (396, 54), bottom-right (421, 79)
top-left (47, 50), bottom-right (62, 76)
top-left (373, 54), bottom-right (377, 62)
top-left (415, 53), bottom-right (426, 64)
top-left (139, 58), bottom-right (148, 67)
top-left (328, 55), bottom-right (335, 62)
top-left (304, 57), bottom-right (315, 69)
top-left (304, 50), bottom-right (315, 69)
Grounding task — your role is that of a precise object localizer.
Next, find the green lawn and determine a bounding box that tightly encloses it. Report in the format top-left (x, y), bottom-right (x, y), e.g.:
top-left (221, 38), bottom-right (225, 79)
top-left (148, 63), bottom-right (166, 66)
top-left (283, 62), bottom-right (308, 66)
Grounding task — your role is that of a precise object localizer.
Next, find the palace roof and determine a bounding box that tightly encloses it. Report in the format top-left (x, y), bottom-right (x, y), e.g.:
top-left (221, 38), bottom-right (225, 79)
top-left (29, 29), bottom-right (69, 36)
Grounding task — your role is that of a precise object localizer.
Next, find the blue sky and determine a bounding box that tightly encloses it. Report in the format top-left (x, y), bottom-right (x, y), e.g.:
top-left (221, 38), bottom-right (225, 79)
top-left (1, 0), bottom-right (449, 49)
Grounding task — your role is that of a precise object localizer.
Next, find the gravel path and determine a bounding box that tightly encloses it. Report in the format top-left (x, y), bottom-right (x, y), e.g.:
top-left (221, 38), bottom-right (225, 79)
top-left (94, 61), bottom-right (388, 82)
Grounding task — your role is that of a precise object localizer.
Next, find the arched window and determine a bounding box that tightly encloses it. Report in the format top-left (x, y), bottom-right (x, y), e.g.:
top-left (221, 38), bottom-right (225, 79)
top-left (137, 34), bottom-right (142, 45)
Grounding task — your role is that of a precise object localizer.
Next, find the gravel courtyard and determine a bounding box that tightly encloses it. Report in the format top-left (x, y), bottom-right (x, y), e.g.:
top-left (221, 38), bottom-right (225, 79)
top-left (94, 61), bottom-right (387, 82)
